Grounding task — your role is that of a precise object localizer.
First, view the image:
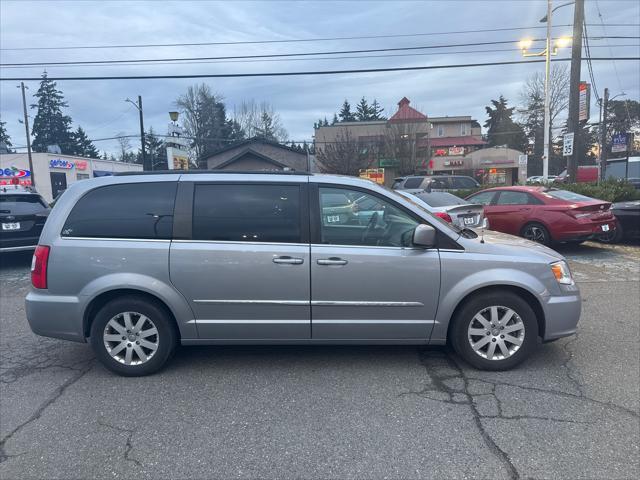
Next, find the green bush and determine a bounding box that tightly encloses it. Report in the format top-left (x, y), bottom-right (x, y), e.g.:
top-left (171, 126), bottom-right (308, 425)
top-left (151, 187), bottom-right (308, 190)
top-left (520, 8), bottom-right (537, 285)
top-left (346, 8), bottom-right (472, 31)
top-left (559, 179), bottom-right (640, 203)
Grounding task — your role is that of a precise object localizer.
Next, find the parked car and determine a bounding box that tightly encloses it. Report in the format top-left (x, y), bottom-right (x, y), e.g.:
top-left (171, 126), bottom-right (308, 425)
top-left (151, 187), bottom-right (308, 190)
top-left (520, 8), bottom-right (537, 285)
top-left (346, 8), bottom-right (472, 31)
top-left (0, 184), bottom-right (50, 253)
top-left (465, 186), bottom-right (616, 246)
top-left (555, 166), bottom-right (598, 183)
top-left (598, 200), bottom-right (640, 243)
top-left (527, 175), bottom-right (557, 184)
top-left (398, 190), bottom-right (486, 229)
top-left (27, 172), bottom-right (581, 376)
top-left (392, 175), bottom-right (480, 192)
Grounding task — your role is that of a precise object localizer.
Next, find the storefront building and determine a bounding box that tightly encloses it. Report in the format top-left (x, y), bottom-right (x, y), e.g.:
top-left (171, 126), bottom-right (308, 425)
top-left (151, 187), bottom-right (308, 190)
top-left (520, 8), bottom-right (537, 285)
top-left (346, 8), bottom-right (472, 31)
top-left (0, 153), bottom-right (142, 202)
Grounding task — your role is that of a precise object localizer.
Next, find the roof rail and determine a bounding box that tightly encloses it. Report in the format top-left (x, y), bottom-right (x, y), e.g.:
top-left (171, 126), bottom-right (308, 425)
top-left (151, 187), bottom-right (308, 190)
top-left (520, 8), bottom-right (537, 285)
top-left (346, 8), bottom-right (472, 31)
top-left (115, 169), bottom-right (313, 176)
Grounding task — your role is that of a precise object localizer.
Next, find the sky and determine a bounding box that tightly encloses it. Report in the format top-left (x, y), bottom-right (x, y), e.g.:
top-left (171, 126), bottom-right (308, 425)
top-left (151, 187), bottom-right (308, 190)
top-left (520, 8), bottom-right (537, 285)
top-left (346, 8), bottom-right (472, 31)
top-left (0, 0), bottom-right (638, 156)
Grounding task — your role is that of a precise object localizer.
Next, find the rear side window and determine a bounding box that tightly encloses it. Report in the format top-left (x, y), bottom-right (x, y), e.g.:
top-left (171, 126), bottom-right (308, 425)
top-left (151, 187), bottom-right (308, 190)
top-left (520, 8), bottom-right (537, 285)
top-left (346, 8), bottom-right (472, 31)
top-left (403, 177), bottom-right (424, 189)
top-left (62, 182), bottom-right (177, 239)
top-left (193, 184), bottom-right (301, 243)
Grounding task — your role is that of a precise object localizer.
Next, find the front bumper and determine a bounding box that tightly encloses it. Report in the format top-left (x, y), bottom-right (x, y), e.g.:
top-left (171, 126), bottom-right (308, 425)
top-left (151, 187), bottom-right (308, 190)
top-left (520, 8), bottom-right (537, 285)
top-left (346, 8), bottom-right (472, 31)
top-left (25, 291), bottom-right (86, 342)
top-left (541, 289), bottom-right (582, 341)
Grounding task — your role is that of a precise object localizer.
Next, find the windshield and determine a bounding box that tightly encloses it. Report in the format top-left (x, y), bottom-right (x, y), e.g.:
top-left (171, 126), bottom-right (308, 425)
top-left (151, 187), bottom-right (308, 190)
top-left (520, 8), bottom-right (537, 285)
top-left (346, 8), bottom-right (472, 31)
top-left (414, 191), bottom-right (467, 207)
top-left (386, 188), bottom-right (463, 234)
top-left (545, 189), bottom-right (594, 202)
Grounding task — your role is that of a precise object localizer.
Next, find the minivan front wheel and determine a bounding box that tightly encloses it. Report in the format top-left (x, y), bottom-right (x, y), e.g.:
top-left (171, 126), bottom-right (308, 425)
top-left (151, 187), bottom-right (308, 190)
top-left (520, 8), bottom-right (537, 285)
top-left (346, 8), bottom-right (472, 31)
top-left (90, 296), bottom-right (177, 376)
top-left (450, 291), bottom-right (538, 370)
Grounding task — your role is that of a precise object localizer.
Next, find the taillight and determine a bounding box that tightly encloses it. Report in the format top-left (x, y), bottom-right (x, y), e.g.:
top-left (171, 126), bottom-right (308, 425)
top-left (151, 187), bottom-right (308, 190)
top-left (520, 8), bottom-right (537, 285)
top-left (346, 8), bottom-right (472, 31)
top-left (435, 212), bottom-right (453, 223)
top-left (31, 245), bottom-right (50, 289)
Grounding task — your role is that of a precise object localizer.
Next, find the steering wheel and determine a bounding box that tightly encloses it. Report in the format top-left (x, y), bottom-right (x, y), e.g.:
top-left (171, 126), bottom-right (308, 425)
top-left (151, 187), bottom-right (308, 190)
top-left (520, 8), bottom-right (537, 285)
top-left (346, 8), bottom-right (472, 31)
top-left (361, 212), bottom-right (379, 242)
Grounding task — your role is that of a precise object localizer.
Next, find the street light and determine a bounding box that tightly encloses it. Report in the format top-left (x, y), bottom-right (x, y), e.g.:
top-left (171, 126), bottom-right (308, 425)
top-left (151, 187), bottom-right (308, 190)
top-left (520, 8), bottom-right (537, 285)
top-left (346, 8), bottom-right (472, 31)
top-left (519, 0), bottom-right (573, 182)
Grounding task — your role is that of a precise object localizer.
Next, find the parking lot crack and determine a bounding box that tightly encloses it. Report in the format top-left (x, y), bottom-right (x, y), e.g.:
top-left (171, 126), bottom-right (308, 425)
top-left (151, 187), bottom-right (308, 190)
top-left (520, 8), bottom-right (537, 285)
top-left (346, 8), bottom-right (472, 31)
top-left (97, 419), bottom-right (142, 467)
top-left (0, 361), bottom-right (94, 463)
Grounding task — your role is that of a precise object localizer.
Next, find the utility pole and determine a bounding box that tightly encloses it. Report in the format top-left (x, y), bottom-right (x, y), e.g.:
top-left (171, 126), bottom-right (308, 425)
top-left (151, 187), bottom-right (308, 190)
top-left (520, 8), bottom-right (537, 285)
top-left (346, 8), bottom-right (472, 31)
top-left (566, 0), bottom-right (585, 183)
top-left (19, 82), bottom-right (35, 187)
top-left (599, 88), bottom-right (609, 181)
top-left (138, 96), bottom-right (148, 171)
top-left (542, 0), bottom-right (552, 182)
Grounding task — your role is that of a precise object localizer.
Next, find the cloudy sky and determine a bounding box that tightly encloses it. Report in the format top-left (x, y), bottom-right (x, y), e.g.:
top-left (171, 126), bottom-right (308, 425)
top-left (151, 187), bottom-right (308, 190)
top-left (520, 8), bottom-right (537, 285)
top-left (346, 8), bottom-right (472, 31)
top-left (1, 0), bottom-right (638, 155)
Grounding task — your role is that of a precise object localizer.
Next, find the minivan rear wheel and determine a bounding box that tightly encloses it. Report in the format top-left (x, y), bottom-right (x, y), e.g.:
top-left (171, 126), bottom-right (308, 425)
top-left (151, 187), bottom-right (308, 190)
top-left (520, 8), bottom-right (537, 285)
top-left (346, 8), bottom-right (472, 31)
top-left (90, 296), bottom-right (177, 376)
top-left (450, 291), bottom-right (538, 370)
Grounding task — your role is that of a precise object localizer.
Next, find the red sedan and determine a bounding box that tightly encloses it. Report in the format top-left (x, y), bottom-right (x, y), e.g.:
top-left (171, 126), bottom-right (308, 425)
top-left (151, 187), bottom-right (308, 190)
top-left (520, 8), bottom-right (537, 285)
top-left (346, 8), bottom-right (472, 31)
top-left (466, 186), bottom-right (616, 245)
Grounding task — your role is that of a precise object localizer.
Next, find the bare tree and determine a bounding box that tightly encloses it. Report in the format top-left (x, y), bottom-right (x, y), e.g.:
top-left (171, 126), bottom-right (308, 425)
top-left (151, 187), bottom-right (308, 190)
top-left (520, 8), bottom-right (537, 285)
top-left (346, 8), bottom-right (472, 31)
top-left (233, 100), bottom-right (288, 142)
top-left (116, 133), bottom-right (132, 162)
top-left (316, 129), bottom-right (375, 176)
top-left (384, 122), bottom-right (425, 176)
top-left (519, 64), bottom-right (570, 127)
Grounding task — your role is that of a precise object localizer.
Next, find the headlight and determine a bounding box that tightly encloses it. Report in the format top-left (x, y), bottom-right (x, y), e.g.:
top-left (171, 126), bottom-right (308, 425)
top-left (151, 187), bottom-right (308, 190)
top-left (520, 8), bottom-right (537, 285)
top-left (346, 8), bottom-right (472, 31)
top-left (551, 261), bottom-right (574, 285)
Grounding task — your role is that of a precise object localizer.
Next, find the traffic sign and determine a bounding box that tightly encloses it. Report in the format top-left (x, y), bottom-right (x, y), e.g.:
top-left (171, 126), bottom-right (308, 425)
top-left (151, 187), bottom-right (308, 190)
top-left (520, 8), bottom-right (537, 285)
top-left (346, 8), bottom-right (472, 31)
top-left (563, 133), bottom-right (574, 156)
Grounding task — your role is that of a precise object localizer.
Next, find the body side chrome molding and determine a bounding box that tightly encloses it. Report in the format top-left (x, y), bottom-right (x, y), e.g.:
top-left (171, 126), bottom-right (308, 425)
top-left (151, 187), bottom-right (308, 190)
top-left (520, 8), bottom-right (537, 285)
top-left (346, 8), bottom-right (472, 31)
top-left (192, 299), bottom-right (424, 307)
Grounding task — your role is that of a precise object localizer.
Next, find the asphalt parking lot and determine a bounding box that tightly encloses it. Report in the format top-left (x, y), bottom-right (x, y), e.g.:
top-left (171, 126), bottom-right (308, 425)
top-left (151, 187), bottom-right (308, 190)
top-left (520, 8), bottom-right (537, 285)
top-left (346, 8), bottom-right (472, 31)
top-left (0, 242), bottom-right (638, 479)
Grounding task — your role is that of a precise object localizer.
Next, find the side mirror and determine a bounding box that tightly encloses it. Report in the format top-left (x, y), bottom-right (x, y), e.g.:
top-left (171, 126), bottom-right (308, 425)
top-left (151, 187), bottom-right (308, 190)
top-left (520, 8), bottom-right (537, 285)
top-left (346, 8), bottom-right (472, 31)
top-left (413, 224), bottom-right (437, 248)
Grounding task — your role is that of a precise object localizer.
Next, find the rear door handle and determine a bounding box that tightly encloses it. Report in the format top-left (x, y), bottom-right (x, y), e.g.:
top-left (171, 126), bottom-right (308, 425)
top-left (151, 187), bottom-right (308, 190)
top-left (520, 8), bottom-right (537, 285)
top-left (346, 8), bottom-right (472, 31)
top-left (317, 257), bottom-right (348, 266)
top-left (273, 256), bottom-right (304, 265)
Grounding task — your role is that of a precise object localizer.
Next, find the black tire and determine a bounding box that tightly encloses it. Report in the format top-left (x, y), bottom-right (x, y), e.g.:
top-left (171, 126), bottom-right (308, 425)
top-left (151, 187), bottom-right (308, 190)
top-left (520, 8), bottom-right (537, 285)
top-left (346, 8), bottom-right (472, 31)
top-left (90, 295), bottom-right (177, 376)
top-left (598, 221), bottom-right (623, 244)
top-left (450, 291), bottom-right (539, 371)
top-left (521, 222), bottom-right (551, 246)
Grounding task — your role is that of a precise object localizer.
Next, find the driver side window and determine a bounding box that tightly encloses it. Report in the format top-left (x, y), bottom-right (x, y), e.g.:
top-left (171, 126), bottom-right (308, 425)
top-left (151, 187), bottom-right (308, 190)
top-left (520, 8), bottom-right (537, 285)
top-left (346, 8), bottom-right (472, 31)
top-left (318, 187), bottom-right (419, 247)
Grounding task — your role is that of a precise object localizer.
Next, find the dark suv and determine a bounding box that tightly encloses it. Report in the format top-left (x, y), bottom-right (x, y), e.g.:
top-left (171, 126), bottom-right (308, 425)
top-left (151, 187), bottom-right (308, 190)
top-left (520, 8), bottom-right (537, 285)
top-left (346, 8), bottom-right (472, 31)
top-left (0, 185), bottom-right (50, 253)
top-left (392, 175), bottom-right (480, 192)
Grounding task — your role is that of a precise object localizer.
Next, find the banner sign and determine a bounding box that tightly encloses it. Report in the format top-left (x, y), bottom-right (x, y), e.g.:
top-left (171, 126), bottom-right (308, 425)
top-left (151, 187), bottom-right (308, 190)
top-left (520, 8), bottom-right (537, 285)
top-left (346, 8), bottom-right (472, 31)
top-left (611, 133), bottom-right (627, 153)
top-left (563, 132), bottom-right (575, 157)
top-left (579, 82), bottom-right (590, 122)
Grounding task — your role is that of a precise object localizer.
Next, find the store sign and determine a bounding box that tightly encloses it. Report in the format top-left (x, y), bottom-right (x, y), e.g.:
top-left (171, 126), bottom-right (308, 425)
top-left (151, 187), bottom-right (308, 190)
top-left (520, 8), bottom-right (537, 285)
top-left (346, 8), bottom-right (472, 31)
top-left (611, 133), bottom-right (627, 153)
top-left (359, 168), bottom-right (385, 185)
top-left (443, 160), bottom-right (464, 167)
top-left (75, 160), bottom-right (88, 170)
top-left (479, 158), bottom-right (515, 165)
top-left (579, 82), bottom-right (590, 122)
top-left (434, 149), bottom-right (447, 157)
top-left (50, 159), bottom-right (74, 169)
top-left (1, 166), bottom-right (31, 178)
top-left (448, 146), bottom-right (465, 156)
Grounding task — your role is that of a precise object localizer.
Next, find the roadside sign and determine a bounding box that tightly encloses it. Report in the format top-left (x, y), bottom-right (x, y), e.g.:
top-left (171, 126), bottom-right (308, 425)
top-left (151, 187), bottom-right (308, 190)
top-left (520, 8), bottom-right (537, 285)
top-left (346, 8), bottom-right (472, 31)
top-left (518, 154), bottom-right (528, 165)
top-left (359, 168), bottom-right (385, 184)
top-left (579, 82), bottom-right (590, 122)
top-left (563, 133), bottom-right (574, 156)
top-left (611, 133), bottom-right (627, 153)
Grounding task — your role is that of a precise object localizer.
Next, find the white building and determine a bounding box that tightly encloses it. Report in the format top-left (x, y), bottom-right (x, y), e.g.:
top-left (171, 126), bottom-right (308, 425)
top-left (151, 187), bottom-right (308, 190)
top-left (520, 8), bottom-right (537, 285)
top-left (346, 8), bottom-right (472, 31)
top-left (0, 153), bottom-right (142, 202)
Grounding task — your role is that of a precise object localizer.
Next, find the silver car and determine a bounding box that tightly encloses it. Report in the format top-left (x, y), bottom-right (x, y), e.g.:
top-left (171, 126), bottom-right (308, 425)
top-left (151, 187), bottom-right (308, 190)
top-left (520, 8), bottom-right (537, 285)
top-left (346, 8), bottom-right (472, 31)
top-left (397, 191), bottom-right (486, 229)
top-left (26, 172), bottom-right (580, 376)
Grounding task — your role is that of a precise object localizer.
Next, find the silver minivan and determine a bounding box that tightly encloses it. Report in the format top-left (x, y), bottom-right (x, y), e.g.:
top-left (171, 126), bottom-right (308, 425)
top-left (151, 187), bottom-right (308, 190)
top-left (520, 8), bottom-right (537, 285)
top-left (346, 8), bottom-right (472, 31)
top-left (26, 172), bottom-right (581, 376)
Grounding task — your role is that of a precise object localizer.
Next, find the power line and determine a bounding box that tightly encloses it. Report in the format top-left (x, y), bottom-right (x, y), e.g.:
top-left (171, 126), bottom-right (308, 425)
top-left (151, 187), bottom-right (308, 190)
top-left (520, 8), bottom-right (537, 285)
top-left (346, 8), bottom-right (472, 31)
top-left (3, 36), bottom-right (636, 68)
top-left (1, 23), bottom-right (636, 52)
top-left (2, 57), bottom-right (638, 82)
top-left (3, 44), bottom-right (638, 70)
top-left (582, 22), bottom-right (600, 102)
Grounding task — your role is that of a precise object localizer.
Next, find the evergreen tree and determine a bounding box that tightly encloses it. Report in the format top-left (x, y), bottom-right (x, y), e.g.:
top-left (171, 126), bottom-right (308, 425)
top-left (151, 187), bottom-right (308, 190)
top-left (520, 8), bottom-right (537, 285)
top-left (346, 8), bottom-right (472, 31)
top-left (323, 117), bottom-right (329, 127)
top-left (70, 126), bottom-right (99, 158)
top-left (356, 97), bottom-right (372, 121)
top-left (0, 118), bottom-right (12, 150)
top-left (30, 72), bottom-right (75, 154)
top-left (138, 128), bottom-right (166, 168)
top-left (338, 100), bottom-right (355, 122)
top-left (332, 113), bottom-right (339, 125)
top-left (484, 96), bottom-right (527, 152)
top-left (371, 99), bottom-right (385, 120)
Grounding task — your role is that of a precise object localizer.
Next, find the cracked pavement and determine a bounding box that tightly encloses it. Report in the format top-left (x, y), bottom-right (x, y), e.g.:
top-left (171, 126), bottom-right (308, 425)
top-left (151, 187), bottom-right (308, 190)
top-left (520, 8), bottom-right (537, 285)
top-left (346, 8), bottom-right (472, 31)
top-left (0, 242), bottom-right (639, 479)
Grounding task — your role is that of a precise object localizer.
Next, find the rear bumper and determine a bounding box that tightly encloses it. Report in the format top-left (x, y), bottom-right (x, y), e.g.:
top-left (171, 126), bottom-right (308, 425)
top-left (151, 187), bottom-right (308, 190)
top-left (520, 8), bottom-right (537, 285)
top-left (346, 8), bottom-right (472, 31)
top-left (542, 290), bottom-right (582, 341)
top-left (25, 291), bottom-right (86, 342)
top-left (555, 220), bottom-right (617, 242)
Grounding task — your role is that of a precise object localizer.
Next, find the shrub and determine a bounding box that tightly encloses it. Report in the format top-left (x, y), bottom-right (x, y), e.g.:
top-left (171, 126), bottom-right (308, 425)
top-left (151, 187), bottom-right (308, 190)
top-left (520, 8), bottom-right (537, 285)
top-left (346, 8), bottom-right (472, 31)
top-left (559, 179), bottom-right (640, 202)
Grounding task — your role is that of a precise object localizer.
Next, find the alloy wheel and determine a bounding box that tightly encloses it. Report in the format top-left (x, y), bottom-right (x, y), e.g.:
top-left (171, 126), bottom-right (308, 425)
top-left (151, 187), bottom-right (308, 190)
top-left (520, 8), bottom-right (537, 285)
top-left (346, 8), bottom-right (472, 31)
top-left (467, 306), bottom-right (525, 361)
top-left (523, 225), bottom-right (547, 244)
top-left (103, 311), bottom-right (159, 365)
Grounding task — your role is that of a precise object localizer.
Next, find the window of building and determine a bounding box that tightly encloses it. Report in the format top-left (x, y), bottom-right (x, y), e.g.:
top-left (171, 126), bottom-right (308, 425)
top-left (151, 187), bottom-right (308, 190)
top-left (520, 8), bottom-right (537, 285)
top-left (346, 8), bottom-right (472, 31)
top-left (460, 123), bottom-right (468, 136)
top-left (437, 126), bottom-right (444, 137)
top-left (62, 182), bottom-right (177, 239)
top-left (318, 187), bottom-right (418, 247)
top-left (192, 184), bottom-right (301, 243)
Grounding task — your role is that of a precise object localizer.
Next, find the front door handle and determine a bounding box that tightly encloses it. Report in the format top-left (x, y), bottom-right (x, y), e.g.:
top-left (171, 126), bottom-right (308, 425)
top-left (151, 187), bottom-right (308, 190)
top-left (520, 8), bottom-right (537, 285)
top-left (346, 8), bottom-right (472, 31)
top-left (317, 257), bottom-right (348, 266)
top-left (273, 256), bottom-right (304, 265)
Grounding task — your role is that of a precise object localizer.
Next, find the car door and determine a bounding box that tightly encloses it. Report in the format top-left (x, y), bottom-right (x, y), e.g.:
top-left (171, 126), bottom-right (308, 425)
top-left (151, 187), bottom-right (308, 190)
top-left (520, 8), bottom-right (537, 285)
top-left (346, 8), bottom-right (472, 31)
top-left (310, 183), bottom-right (441, 340)
top-left (169, 179), bottom-right (311, 340)
top-left (489, 190), bottom-right (538, 235)
top-left (466, 190), bottom-right (498, 225)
